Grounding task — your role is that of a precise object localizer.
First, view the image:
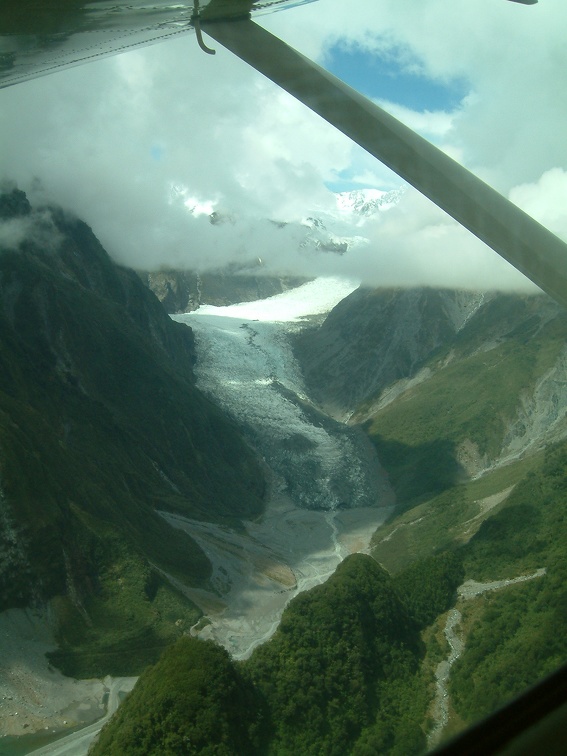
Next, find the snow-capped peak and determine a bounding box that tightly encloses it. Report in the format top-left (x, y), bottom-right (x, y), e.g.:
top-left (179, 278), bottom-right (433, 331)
top-left (335, 187), bottom-right (404, 217)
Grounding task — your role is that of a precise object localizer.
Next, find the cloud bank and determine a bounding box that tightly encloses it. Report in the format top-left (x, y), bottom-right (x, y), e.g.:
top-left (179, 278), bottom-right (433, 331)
top-left (1, 0), bottom-right (566, 293)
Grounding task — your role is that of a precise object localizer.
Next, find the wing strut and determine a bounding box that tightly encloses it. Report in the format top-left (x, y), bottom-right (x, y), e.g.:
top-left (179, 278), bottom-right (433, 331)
top-left (202, 18), bottom-right (567, 308)
top-left (193, 1), bottom-right (217, 55)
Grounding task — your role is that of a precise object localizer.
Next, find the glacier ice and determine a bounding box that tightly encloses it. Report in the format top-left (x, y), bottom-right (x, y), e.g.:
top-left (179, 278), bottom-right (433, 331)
top-left (173, 278), bottom-right (386, 510)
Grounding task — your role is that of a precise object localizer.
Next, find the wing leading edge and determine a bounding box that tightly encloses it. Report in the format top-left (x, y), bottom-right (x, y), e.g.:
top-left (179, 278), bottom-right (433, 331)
top-left (0, 0), bottom-right (314, 89)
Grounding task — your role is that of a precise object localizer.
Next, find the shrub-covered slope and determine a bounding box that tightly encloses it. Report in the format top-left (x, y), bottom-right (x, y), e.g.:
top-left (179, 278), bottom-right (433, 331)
top-left (353, 292), bottom-right (566, 508)
top-left (92, 636), bottom-right (262, 756)
top-left (297, 283), bottom-right (567, 741)
top-left (449, 440), bottom-right (567, 723)
top-left (93, 553), bottom-right (440, 756)
top-left (0, 189), bottom-right (265, 674)
top-left (335, 288), bottom-right (567, 738)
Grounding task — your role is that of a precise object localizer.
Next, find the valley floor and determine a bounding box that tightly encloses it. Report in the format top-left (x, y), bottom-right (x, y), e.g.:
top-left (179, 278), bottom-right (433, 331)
top-left (162, 489), bottom-right (392, 659)
top-left (0, 491), bottom-right (391, 753)
top-left (0, 609), bottom-right (107, 741)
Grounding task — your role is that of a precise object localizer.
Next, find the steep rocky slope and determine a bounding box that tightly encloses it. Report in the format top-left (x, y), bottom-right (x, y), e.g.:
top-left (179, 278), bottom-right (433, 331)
top-left (295, 286), bottom-right (566, 482)
top-left (294, 287), bottom-right (487, 420)
top-left (138, 267), bottom-right (306, 313)
top-left (0, 188), bottom-right (265, 674)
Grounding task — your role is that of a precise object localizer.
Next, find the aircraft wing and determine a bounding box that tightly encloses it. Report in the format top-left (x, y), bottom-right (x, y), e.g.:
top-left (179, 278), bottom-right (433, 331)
top-left (0, 0), bottom-right (313, 89)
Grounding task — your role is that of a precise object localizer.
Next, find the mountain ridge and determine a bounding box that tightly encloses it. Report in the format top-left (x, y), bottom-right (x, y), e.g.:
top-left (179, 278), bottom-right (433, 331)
top-left (0, 188), bottom-right (266, 677)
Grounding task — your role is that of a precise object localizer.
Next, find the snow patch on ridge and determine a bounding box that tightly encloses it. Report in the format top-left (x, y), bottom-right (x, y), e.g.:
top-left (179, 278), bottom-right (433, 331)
top-left (193, 276), bottom-right (359, 324)
top-left (334, 187), bottom-right (405, 217)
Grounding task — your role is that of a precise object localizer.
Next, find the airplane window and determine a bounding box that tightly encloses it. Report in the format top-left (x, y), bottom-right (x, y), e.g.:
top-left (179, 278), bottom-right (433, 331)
top-left (0, 1), bottom-right (565, 754)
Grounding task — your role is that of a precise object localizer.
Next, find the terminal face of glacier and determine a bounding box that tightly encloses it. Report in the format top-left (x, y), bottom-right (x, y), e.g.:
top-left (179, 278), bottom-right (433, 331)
top-left (173, 278), bottom-right (390, 510)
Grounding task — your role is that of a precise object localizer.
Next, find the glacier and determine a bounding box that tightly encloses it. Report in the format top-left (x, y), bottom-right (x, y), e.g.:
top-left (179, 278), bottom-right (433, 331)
top-left (173, 277), bottom-right (387, 511)
top-left (170, 277), bottom-right (393, 657)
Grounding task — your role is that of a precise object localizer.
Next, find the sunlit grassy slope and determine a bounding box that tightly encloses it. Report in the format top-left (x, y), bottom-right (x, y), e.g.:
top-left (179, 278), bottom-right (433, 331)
top-left (359, 289), bottom-right (567, 736)
top-left (359, 294), bottom-right (566, 511)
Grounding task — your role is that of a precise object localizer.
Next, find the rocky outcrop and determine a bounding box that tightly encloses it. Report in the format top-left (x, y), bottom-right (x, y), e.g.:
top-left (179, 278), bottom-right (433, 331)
top-left (294, 287), bottom-right (485, 419)
top-left (499, 344), bottom-right (567, 462)
top-left (139, 267), bottom-right (306, 314)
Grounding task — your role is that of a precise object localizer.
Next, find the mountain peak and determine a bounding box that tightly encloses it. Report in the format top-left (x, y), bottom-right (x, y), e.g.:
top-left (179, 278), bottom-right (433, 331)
top-left (0, 186), bottom-right (32, 220)
top-left (334, 187), bottom-right (405, 217)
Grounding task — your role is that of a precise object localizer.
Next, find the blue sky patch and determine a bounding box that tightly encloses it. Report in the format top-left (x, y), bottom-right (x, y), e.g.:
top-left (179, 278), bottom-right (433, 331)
top-left (324, 43), bottom-right (467, 112)
top-left (150, 143), bottom-right (165, 161)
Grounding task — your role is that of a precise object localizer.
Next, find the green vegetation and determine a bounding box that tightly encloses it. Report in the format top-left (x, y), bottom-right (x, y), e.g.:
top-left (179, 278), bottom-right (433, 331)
top-left (245, 554), bottom-right (426, 755)
top-left (47, 536), bottom-right (202, 677)
top-left (361, 291), bottom-right (567, 742)
top-left (393, 552), bottom-right (464, 629)
top-left (360, 295), bottom-right (566, 510)
top-left (366, 434), bottom-right (462, 509)
top-left (369, 401), bottom-right (567, 738)
top-left (461, 444), bottom-right (567, 579)
top-left (450, 441), bottom-right (567, 721)
top-left (92, 636), bottom-right (262, 756)
top-left (0, 190), bottom-right (265, 674)
top-left (371, 453), bottom-right (545, 575)
top-left (94, 554), bottom-right (440, 755)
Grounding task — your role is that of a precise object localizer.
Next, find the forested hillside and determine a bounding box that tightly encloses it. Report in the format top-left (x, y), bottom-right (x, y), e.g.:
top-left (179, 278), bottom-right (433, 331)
top-left (350, 288), bottom-right (567, 741)
top-left (450, 440), bottom-right (567, 724)
top-left (0, 188), bottom-right (265, 675)
top-left (93, 552), bottom-right (467, 755)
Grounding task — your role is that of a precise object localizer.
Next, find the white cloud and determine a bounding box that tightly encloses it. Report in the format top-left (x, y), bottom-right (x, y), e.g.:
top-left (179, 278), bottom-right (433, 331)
top-left (0, 0), bottom-right (566, 292)
top-left (509, 168), bottom-right (567, 241)
top-left (374, 101), bottom-right (457, 143)
top-left (243, 187), bottom-right (540, 294)
top-left (0, 209), bottom-right (64, 253)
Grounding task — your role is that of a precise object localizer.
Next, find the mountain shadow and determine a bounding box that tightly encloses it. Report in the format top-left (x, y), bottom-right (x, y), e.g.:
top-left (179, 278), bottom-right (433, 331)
top-left (366, 431), bottom-right (464, 512)
top-left (0, 188), bottom-right (265, 674)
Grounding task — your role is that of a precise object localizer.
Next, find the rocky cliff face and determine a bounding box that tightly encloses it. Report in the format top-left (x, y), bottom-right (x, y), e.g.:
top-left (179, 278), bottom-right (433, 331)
top-left (294, 287), bottom-right (486, 419)
top-left (139, 267), bottom-right (306, 313)
top-left (294, 285), bottom-right (567, 490)
top-left (0, 188), bottom-right (265, 672)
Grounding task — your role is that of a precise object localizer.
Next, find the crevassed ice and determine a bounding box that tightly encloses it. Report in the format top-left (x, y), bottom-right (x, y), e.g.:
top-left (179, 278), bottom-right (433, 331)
top-left (173, 277), bottom-right (381, 510)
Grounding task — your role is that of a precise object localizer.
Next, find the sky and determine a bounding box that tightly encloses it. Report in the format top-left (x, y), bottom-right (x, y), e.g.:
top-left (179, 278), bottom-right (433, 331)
top-left (1, 0), bottom-right (567, 292)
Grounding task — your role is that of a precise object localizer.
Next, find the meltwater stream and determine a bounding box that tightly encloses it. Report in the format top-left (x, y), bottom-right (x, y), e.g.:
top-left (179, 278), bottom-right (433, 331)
top-left (169, 278), bottom-right (394, 658)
